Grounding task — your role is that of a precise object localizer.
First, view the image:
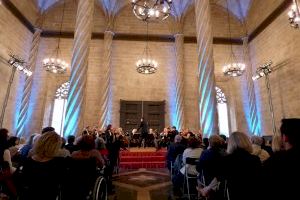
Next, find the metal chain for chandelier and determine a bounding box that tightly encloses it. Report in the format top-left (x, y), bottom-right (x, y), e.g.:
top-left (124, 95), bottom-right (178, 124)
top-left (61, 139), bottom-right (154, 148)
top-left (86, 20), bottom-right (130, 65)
top-left (136, 22), bottom-right (158, 74)
top-left (43, 0), bottom-right (68, 74)
top-left (223, 0), bottom-right (245, 77)
top-left (131, 0), bottom-right (172, 21)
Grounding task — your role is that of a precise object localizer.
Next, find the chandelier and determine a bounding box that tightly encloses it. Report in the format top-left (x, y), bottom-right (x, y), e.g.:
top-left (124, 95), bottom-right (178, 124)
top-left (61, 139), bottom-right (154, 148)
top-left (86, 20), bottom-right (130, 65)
top-left (136, 22), bottom-right (158, 74)
top-left (131, 0), bottom-right (172, 21)
top-left (223, 0), bottom-right (245, 77)
top-left (8, 54), bottom-right (32, 76)
top-left (223, 63), bottom-right (246, 77)
top-left (288, 0), bottom-right (300, 28)
top-left (43, 0), bottom-right (68, 74)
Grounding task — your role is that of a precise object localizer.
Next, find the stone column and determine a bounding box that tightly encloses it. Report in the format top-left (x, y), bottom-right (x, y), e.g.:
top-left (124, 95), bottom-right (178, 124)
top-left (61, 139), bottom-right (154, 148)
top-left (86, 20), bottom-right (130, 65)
top-left (174, 33), bottom-right (185, 130)
top-left (16, 28), bottom-right (42, 137)
top-left (194, 0), bottom-right (219, 136)
top-left (64, 0), bottom-right (94, 137)
top-left (242, 36), bottom-right (261, 135)
top-left (99, 30), bottom-right (114, 129)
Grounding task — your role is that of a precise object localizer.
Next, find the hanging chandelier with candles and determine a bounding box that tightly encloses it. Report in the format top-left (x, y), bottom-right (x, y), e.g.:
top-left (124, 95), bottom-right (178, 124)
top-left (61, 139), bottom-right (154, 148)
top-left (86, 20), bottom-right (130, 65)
top-left (223, 0), bottom-right (245, 77)
top-left (42, 0), bottom-right (68, 74)
top-left (131, 0), bottom-right (172, 21)
top-left (288, 0), bottom-right (300, 28)
top-left (136, 22), bottom-right (158, 74)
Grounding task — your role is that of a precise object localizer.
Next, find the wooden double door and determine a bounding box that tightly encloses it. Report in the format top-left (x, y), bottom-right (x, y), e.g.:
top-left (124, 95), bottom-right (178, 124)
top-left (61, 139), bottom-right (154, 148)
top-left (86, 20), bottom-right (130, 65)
top-left (120, 100), bottom-right (165, 135)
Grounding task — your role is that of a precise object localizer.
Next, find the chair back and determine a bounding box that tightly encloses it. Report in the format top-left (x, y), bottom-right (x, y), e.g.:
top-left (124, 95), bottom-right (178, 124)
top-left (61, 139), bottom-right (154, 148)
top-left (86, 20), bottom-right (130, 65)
top-left (185, 157), bottom-right (198, 165)
top-left (62, 158), bottom-right (98, 200)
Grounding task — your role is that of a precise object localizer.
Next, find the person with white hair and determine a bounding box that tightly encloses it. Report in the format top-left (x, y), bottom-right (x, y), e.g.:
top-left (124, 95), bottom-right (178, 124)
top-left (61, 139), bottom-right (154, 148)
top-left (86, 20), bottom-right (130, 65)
top-left (250, 136), bottom-right (270, 162)
top-left (166, 135), bottom-right (186, 171)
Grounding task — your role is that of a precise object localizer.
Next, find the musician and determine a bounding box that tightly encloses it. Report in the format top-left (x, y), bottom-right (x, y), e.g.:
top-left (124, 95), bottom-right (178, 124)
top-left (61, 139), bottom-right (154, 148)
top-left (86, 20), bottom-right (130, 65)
top-left (137, 117), bottom-right (148, 148)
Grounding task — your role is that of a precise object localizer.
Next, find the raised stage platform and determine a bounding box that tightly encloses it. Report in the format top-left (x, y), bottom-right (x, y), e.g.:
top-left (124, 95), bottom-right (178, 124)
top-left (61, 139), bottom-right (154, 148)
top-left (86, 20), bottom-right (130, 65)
top-left (119, 148), bottom-right (167, 169)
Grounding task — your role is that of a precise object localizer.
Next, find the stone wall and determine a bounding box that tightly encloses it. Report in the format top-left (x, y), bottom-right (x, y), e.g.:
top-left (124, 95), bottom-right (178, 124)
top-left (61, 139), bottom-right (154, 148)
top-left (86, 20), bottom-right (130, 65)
top-left (0, 4), bottom-right (32, 133)
top-left (248, 5), bottom-right (300, 135)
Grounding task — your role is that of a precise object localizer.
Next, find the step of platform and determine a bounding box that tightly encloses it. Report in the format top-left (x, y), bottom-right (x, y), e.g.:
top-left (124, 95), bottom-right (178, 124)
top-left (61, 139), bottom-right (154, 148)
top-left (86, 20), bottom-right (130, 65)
top-left (119, 161), bottom-right (166, 169)
top-left (120, 156), bottom-right (166, 162)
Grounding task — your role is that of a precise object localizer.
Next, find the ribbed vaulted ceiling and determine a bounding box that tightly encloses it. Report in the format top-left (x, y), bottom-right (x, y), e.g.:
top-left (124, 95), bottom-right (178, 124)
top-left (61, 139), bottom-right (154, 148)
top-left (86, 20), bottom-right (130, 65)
top-left (34, 0), bottom-right (252, 21)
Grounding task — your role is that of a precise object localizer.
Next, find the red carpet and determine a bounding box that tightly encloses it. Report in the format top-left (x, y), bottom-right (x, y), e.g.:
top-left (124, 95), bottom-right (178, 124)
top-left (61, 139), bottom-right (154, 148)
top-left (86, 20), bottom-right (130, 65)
top-left (119, 148), bottom-right (167, 169)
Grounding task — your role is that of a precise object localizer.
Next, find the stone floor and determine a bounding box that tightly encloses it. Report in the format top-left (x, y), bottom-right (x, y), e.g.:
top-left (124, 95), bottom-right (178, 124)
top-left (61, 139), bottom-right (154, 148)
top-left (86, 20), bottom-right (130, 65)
top-left (108, 168), bottom-right (174, 200)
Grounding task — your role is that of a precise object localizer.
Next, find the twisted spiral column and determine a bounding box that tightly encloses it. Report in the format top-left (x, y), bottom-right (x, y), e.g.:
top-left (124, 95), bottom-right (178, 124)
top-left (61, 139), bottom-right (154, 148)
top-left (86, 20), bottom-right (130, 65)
top-left (16, 28), bottom-right (41, 137)
top-left (99, 30), bottom-right (114, 129)
top-left (242, 37), bottom-right (261, 135)
top-left (194, 0), bottom-right (219, 136)
top-left (174, 33), bottom-right (185, 130)
top-left (64, 0), bottom-right (94, 137)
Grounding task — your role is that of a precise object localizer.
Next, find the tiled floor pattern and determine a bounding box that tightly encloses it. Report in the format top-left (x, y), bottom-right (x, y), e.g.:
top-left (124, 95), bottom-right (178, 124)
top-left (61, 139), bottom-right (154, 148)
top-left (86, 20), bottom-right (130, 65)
top-left (108, 168), bottom-right (173, 200)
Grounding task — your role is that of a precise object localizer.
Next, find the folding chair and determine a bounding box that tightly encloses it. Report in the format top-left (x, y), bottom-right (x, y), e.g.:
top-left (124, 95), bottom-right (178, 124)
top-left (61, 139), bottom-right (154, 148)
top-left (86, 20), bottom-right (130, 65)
top-left (183, 157), bottom-right (199, 200)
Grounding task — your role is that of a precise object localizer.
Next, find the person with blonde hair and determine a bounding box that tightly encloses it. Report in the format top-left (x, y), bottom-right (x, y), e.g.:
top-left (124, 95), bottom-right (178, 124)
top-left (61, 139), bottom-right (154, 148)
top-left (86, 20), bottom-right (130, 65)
top-left (271, 134), bottom-right (284, 152)
top-left (222, 132), bottom-right (261, 200)
top-left (197, 132), bottom-right (262, 200)
top-left (20, 131), bottom-right (65, 200)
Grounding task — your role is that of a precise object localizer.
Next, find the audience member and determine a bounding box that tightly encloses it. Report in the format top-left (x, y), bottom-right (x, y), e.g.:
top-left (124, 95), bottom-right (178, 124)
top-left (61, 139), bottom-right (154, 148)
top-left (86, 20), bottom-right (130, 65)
top-left (71, 135), bottom-right (105, 168)
top-left (7, 136), bottom-right (20, 159)
top-left (41, 127), bottom-right (55, 134)
top-left (263, 118), bottom-right (300, 200)
top-left (172, 138), bottom-right (203, 196)
top-left (271, 134), bottom-right (284, 152)
top-left (196, 135), bottom-right (226, 188)
top-left (65, 135), bottom-right (78, 154)
top-left (56, 137), bottom-right (71, 158)
top-left (261, 137), bottom-right (273, 156)
top-left (0, 128), bottom-right (17, 197)
top-left (250, 136), bottom-right (270, 162)
top-left (19, 131), bottom-right (65, 200)
top-left (166, 135), bottom-right (186, 171)
top-left (220, 132), bottom-right (261, 200)
top-left (202, 138), bottom-right (209, 150)
top-left (19, 134), bottom-right (36, 160)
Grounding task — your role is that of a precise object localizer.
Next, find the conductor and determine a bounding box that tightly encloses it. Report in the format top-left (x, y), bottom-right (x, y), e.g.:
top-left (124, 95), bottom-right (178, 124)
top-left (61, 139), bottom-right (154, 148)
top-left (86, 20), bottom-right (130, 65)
top-left (138, 117), bottom-right (148, 148)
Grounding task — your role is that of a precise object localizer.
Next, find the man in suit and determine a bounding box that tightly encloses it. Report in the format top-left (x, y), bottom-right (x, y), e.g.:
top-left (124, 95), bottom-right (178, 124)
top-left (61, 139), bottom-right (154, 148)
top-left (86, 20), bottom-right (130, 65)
top-left (138, 117), bottom-right (148, 148)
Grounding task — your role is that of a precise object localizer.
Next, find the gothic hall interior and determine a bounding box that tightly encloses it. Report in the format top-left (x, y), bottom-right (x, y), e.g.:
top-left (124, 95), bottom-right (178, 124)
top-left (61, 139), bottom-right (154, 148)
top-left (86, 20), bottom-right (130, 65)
top-left (0, 0), bottom-right (300, 200)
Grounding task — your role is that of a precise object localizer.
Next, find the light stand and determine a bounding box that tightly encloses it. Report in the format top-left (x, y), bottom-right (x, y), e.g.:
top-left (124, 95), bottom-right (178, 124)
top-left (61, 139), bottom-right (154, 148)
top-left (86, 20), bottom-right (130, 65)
top-left (252, 61), bottom-right (277, 135)
top-left (0, 54), bottom-right (32, 128)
